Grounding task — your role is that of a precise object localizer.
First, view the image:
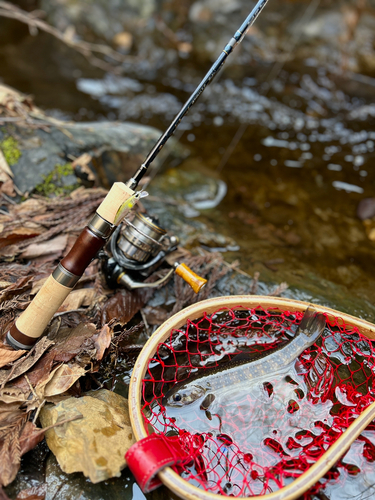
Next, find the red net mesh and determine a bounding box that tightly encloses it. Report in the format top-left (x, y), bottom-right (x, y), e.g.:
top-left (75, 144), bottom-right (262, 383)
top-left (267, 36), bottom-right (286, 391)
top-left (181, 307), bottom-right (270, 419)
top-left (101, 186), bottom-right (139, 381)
top-left (141, 306), bottom-right (375, 498)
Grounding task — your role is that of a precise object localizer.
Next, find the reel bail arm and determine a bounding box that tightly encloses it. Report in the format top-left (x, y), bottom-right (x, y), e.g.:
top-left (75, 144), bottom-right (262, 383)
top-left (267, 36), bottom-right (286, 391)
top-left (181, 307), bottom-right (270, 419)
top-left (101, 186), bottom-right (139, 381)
top-left (115, 263), bottom-right (207, 293)
top-left (105, 211), bottom-right (207, 293)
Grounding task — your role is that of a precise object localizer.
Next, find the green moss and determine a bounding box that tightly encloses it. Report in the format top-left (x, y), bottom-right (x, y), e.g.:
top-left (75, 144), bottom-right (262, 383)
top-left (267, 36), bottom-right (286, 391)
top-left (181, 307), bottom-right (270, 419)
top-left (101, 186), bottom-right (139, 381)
top-left (0, 136), bottom-right (21, 165)
top-left (34, 163), bottom-right (79, 197)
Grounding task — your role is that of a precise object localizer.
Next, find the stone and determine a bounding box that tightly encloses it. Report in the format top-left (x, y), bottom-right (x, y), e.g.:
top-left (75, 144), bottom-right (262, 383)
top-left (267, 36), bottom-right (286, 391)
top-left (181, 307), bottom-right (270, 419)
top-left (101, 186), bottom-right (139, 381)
top-left (39, 389), bottom-right (135, 483)
top-left (0, 85), bottom-right (184, 193)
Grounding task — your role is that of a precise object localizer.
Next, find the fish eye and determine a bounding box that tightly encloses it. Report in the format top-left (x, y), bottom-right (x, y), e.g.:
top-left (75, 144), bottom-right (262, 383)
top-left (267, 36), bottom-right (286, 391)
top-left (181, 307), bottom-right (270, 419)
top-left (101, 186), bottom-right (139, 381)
top-left (173, 393), bottom-right (182, 402)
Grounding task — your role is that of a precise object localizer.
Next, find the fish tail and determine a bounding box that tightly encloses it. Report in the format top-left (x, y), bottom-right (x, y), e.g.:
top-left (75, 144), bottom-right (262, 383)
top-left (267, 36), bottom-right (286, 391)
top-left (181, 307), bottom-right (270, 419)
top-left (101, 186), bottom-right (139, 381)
top-left (298, 306), bottom-right (326, 338)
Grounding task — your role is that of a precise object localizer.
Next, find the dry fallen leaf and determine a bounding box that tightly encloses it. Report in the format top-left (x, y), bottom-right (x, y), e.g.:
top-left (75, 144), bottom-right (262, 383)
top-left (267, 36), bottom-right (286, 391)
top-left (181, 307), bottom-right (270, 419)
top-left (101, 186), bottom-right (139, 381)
top-left (0, 337), bottom-right (54, 386)
top-left (0, 227), bottom-right (42, 252)
top-left (94, 324), bottom-right (112, 361)
top-left (40, 390), bottom-right (135, 483)
top-left (15, 483), bottom-right (47, 500)
top-left (18, 421), bottom-right (45, 457)
top-left (43, 364), bottom-right (86, 398)
top-left (71, 153), bottom-right (95, 182)
top-left (100, 288), bottom-right (154, 326)
top-left (0, 404), bottom-right (28, 486)
top-left (0, 344), bottom-right (26, 369)
top-left (0, 386), bottom-right (28, 405)
top-left (57, 288), bottom-right (96, 313)
top-left (48, 322), bottom-right (97, 363)
top-left (0, 150), bottom-right (13, 178)
top-left (20, 234), bottom-right (68, 260)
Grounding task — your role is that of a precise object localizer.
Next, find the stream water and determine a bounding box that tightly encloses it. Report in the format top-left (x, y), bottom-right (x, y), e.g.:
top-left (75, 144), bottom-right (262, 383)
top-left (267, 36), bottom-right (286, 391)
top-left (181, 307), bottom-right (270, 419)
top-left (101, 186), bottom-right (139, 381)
top-left (1, 2), bottom-right (375, 499)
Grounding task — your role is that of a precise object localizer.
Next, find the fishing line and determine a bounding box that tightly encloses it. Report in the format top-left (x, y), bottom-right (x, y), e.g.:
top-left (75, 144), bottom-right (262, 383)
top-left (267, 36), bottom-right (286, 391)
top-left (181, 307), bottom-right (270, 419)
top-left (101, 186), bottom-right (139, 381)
top-left (216, 0), bottom-right (321, 173)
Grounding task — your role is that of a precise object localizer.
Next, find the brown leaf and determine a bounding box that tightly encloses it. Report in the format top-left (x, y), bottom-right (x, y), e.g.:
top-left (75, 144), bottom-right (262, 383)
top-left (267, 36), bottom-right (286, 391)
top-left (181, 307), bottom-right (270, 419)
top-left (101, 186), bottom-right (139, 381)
top-left (48, 322), bottom-right (97, 363)
top-left (0, 228), bottom-right (42, 251)
top-left (0, 337), bottom-right (54, 386)
top-left (18, 421), bottom-right (45, 457)
top-left (94, 324), bottom-right (112, 361)
top-left (11, 350), bottom-right (56, 393)
top-left (0, 406), bottom-right (27, 486)
top-left (142, 305), bottom-right (169, 326)
top-left (57, 288), bottom-right (95, 313)
top-left (43, 364), bottom-right (86, 397)
top-left (1, 180), bottom-right (15, 197)
top-left (100, 288), bottom-right (153, 326)
top-left (0, 386), bottom-right (28, 404)
top-left (0, 402), bottom-right (25, 429)
top-left (15, 483), bottom-right (47, 500)
top-left (0, 344), bottom-right (26, 369)
top-left (20, 234), bottom-right (68, 260)
top-left (0, 276), bottom-right (33, 302)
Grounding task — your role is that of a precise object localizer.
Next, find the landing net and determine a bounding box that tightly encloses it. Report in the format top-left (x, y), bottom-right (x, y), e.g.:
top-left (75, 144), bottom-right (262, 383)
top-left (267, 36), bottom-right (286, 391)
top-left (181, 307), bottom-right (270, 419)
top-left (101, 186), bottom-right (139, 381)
top-left (141, 306), bottom-right (375, 498)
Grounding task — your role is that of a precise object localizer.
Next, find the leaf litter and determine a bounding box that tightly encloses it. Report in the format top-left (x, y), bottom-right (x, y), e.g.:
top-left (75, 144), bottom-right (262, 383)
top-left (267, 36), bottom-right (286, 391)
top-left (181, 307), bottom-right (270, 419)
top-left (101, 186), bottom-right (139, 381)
top-left (0, 185), bottom-right (288, 494)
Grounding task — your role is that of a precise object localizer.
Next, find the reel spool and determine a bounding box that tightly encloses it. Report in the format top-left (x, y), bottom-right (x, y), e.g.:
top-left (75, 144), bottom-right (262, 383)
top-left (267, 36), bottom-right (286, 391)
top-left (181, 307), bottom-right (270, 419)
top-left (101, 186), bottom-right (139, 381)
top-left (127, 296), bottom-right (375, 500)
top-left (103, 211), bottom-right (207, 293)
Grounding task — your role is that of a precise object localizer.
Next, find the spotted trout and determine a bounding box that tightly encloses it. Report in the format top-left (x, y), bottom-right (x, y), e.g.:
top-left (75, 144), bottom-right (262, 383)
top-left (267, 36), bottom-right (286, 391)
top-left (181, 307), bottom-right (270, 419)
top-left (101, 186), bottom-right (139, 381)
top-left (162, 307), bottom-right (326, 408)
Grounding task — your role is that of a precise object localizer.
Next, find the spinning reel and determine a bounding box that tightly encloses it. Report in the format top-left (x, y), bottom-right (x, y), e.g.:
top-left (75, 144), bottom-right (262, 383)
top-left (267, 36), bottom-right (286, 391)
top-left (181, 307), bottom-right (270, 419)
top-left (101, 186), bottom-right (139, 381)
top-left (102, 211), bottom-right (207, 293)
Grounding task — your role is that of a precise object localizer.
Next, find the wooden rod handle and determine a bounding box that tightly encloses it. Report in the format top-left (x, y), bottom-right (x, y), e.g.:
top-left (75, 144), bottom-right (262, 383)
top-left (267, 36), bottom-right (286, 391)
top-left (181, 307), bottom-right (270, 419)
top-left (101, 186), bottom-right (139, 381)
top-left (174, 263), bottom-right (207, 294)
top-left (7, 182), bottom-right (135, 349)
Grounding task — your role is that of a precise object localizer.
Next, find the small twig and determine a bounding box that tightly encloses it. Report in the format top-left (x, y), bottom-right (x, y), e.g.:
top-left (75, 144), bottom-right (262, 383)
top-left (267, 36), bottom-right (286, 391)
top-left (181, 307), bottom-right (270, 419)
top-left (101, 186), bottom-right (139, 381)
top-left (89, 373), bottom-right (103, 388)
top-left (33, 414), bottom-right (84, 437)
top-left (1, 193), bottom-right (17, 205)
top-left (250, 271), bottom-right (260, 294)
top-left (0, 116), bottom-right (25, 123)
top-left (268, 282), bottom-right (288, 297)
top-left (222, 260), bottom-right (253, 279)
top-left (0, 345), bottom-right (35, 389)
top-left (24, 374), bottom-right (38, 399)
top-left (32, 399), bottom-right (46, 424)
top-left (140, 309), bottom-right (150, 338)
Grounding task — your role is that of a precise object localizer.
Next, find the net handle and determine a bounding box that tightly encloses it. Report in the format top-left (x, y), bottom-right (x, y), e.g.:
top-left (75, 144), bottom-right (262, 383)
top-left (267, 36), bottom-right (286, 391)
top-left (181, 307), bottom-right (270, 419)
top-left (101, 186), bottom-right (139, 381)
top-left (128, 295), bottom-right (375, 500)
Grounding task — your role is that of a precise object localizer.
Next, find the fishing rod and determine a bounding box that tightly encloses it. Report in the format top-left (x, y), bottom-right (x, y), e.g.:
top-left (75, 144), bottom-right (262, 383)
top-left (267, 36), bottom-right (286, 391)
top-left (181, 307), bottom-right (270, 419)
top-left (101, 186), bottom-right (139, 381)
top-left (6, 0), bottom-right (270, 350)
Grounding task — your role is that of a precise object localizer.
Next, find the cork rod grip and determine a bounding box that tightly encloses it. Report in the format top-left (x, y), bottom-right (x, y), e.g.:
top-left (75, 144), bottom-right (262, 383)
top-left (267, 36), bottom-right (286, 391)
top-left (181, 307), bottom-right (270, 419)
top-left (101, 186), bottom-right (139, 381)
top-left (16, 275), bottom-right (71, 339)
top-left (174, 263), bottom-right (207, 294)
top-left (8, 182), bottom-right (135, 349)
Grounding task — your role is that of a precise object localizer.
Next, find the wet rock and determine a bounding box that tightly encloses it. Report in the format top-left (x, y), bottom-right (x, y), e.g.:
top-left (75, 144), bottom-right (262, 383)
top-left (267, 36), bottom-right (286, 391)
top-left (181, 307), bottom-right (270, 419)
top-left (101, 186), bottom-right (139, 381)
top-left (40, 0), bottom-right (157, 43)
top-left (292, 12), bottom-right (345, 42)
top-left (144, 165), bottom-right (237, 249)
top-left (44, 453), bottom-right (145, 500)
top-left (37, 0), bottom-right (375, 80)
top-left (0, 86), bottom-right (184, 193)
top-left (357, 198), bottom-right (375, 220)
top-left (189, 0), bottom-right (241, 23)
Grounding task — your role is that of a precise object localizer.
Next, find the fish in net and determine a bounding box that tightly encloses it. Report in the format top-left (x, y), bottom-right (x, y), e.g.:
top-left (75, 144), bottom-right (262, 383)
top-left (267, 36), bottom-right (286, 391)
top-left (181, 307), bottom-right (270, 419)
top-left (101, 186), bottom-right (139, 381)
top-left (140, 306), bottom-right (375, 498)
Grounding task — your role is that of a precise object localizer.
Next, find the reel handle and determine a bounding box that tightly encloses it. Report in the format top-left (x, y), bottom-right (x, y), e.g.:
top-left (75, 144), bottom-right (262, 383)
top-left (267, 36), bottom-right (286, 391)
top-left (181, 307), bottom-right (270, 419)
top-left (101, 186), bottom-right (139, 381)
top-left (7, 182), bottom-right (136, 350)
top-left (174, 263), bottom-right (207, 294)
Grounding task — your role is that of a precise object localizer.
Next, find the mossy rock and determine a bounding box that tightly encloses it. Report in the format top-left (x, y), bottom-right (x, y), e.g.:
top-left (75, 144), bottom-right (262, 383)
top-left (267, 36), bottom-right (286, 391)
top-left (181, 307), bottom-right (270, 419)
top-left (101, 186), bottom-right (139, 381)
top-left (0, 136), bottom-right (21, 166)
top-left (34, 163), bottom-right (79, 197)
